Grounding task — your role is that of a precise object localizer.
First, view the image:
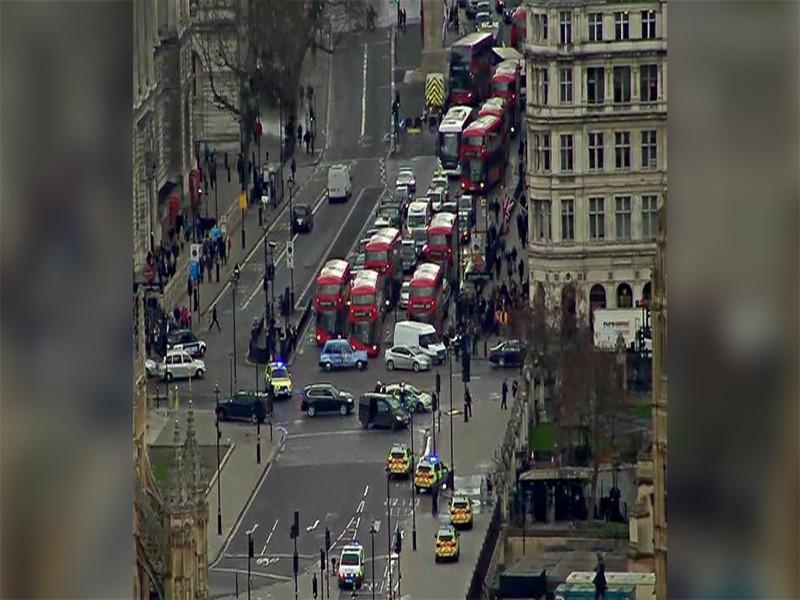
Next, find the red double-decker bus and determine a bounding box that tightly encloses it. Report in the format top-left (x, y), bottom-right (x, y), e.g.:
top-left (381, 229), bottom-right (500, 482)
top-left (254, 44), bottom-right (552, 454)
top-left (510, 7), bottom-right (526, 50)
top-left (460, 114), bottom-right (507, 193)
top-left (347, 269), bottom-right (387, 357)
top-left (422, 212), bottom-right (458, 278)
top-left (408, 262), bottom-right (448, 331)
top-left (365, 227), bottom-right (402, 302)
top-left (314, 259), bottom-right (350, 346)
top-left (448, 32), bottom-right (495, 106)
top-left (492, 60), bottom-right (522, 135)
top-left (479, 96), bottom-right (512, 141)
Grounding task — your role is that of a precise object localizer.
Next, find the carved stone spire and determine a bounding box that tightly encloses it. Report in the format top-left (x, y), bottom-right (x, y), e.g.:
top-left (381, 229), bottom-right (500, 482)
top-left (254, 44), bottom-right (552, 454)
top-left (182, 399), bottom-right (204, 504)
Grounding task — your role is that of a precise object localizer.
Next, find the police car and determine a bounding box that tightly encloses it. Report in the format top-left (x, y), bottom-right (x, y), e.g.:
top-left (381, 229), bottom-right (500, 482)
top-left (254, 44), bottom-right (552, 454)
top-left (337, 543), bottom-right (365, 589)
top-left (264, 361), bottom-right (293, 399)
top-left (387, 443), bottom-right (413, 478)
top-left (414, 455), bottom-right (450, 494)
top-left (449, 494), bottom-right (473, 529)
top-left (434, 525), bottom-right (460, 563)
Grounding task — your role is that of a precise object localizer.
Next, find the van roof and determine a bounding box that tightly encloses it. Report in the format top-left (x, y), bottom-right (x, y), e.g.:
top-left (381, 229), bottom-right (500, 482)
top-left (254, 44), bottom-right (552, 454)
top-left (395, 320), bottom-right (436, 334)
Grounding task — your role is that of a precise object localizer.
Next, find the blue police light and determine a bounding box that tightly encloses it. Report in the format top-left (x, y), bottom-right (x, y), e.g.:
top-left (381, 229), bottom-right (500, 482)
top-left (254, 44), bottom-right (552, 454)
top-left (274, 360), bottom-right (285, 368)
top-left (429, 454), bottom-right (439, 463)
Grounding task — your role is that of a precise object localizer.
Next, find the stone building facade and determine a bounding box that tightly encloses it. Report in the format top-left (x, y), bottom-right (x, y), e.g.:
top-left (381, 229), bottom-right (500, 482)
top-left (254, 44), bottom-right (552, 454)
top-left (523, 0), bottom-right (667, 324)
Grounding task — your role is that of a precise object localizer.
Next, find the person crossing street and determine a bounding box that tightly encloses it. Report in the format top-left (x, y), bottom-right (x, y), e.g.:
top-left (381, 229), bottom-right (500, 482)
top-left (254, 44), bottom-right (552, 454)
top-left (209, 305), bottom-right (221, 332)
top-left (501, 379), bottom-right (508, 410)
top-left (464, 386), bottom-right (473, 421)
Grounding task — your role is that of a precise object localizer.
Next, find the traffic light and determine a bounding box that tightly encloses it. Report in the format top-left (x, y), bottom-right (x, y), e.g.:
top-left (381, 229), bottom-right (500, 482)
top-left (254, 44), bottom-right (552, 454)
top-left (394, 530), bottom-right (402, 554)
top-left (248, 534), bottom-right (255, 558)
top-left (431, 392), bottom-right (438, 413)
top-left (290, 510), bottom-right (299, 539)
top-left (325, 527), bottom-right (331, 552)
top-left (320, 548), bottom-right (325, 571)
top-left (436, 371), bottom-right (441, 394)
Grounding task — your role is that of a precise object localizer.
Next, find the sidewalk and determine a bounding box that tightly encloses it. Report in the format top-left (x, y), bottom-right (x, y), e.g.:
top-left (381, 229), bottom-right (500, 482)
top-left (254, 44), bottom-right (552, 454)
top-left (157, 49), bottom-right (332, 333)
top-left (146, 404), bottom-right (285, 565)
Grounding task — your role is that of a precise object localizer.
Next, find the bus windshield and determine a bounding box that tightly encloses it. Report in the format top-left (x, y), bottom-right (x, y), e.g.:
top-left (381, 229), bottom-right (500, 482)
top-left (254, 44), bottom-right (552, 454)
top-left (351, 294), bottom-right (375, 306)
top-left (317, 284), bottom-right (341, 296)
top-left (464, 135), bottom-right (483, 147)
top-left (410, 286), bottom-right (434, 299)
top-left (439, 132), bottom-right (460, 158)
top-left (429, 234), bottom-right (448, 247)
top-left (407, 213), bottom-right (428, 230)
top-left (316, 311), bottom-right (338, 332)
top-left (467, 160), bottom-right (483, 182)
top-left (350, 321), bottom-right (372, 343)
top-left (494, 81), bottom-right (510, 93)
top-left (366, 250), bottom-right (388, 263)
top-left (450, 51), bottom-right (472, 91)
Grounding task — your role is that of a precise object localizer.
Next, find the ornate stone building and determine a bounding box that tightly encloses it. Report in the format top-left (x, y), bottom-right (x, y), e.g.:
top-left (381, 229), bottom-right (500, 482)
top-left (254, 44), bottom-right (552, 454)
top-left (523, 0), bottom-right (667, 324)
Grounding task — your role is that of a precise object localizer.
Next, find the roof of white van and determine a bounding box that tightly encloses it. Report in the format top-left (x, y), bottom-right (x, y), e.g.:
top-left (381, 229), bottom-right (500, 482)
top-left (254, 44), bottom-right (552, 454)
top-left (395, 320), bottom-right (436, 333)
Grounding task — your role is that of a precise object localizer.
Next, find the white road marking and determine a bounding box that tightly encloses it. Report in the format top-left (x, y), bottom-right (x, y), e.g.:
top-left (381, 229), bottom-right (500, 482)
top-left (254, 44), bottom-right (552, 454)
top-left (360, 42), bottom-right (368, 136)
top-left (260, 518), bottom-right (279, 556)
top-left (363, 485), bottom-right (369, 497)
top-left (357, 499), bottom-right (365, 514)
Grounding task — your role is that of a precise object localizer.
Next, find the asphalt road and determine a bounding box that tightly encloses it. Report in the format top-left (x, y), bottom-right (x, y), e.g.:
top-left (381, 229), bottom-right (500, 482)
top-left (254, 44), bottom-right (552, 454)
top-left (189, 18), bottom-right (525, 598)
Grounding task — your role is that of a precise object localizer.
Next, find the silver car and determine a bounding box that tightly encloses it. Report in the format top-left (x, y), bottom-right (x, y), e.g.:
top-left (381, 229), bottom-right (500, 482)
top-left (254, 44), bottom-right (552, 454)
top-left (385, 345), bottom-right (431, 372)
top-left (396, 168), bottom-right (416, 193)
top-left (145, 350), bottom-right (206, 382)
top-left (399, 281), bottom-right (411, 309)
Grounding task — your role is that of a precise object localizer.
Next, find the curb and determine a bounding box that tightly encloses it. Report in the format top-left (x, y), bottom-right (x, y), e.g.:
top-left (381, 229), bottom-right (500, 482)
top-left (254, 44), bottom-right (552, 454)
top-left (205, 442), bottom-right (236, 497)
top-left (208, 427), bottom-right (288, 566)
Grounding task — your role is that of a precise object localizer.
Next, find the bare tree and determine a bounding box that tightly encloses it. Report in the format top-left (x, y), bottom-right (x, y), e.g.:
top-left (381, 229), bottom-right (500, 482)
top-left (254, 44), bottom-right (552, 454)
top-left (191, 0), bottom-right (369, 157)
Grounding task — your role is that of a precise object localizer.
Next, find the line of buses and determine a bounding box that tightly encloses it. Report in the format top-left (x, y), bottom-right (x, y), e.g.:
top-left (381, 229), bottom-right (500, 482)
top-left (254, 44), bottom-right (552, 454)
top-left (314, 211), bottom-right (460, 357)
top-left (437, 31), bottom-right (525, 193)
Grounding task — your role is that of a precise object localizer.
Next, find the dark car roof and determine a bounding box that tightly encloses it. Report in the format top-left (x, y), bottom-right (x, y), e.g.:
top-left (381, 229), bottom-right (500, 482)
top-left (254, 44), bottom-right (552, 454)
top-left (293, 204), bottom-right (311, 214)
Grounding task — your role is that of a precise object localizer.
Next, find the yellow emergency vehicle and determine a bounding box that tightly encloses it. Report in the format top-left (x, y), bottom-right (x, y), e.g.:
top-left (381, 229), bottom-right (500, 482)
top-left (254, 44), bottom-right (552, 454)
top-left (264, 361), bottom-right (292, 399)
top-left (449, 494), bottom-right (473, 529)
top-left (434, 525), bottom-right (460, 563)
top-left (414, 455), bottom-right (450, 494)
top-left (387, 444), bottom-right (413, 478)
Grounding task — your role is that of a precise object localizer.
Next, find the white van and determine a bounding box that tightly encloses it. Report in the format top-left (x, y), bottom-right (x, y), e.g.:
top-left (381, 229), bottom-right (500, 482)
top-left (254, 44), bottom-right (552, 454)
top-left (406, 200), bottom-right (432, 247)
top-left (328, 164), bottom-right (352, 203)
top-left (393, 320), bottom-right (447, 364)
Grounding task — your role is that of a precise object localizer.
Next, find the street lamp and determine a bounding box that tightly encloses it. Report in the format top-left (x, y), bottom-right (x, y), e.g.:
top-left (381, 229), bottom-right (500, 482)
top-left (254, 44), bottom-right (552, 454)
top-left (268, 242), bottom-right (277, 326)
top-left (246, 523), bottom-right (259, 600)
top-left (287, 179), bottom-right (296, 312)
top-left (214, 383), bottom-right (222, 535)
top-left (402, 383), bottom-right (417, 551)
top-left (368, 520), bottom-right (380, 600)
top-left (448, 335), bottom-right (460, 490)
top-left (385, 465), bottom-right (393, 600)
top-left (232, 263), bottom-right (241, 388)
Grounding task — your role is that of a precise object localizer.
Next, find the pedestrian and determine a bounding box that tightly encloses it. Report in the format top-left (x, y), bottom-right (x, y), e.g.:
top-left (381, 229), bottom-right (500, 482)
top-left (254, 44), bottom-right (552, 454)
top-left (297, 123), bottom-right (303, 145)
top-left (492, 198), bottom-right (500, 223)
top-left (507, 258), bottom-right (513, 281)
top-left (594, 554), bottom-right (607, 600)
top-left (494, 255), bottom-right (502, 279)
top-left (187, 277), bottom-right (194, 302)
top-left (518, 258), bottom-right (524, 282)
top-left (512, 379), bottom-right (519, 399)
top-left (472, 326), bottom-right (479, 356)
top-left (209, 305), bottom-right (221, 332)
top-left (290, 157), bottom-right (296, 182)
top-left (464, 387), bottom-right (472, 420)
top-left (511, 246), bottom-right (518, 265)
top-left (304, 130), bottom-right (311, 154)
top-left (310, 130), bottom-right (315, 153)
top-left (501, 379), bottom-right (508, 409)
top-left (432, 482), bottom-right (439, 516)
top-left (173, 306), bottom-right (180, 325)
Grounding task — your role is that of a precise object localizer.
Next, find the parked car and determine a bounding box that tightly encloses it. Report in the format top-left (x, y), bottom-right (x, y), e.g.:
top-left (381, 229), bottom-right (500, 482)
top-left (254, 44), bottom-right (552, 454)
top-left (292, 204), bottom-right (314, 233)
top-left (401, 240), bottom-right (418, 274)
top-left (145, 350), bottom-right (206, 381)
top-left (396, 167), bottom-right (416, 193)
top-left (166, 329), bottom-right (206, 358)
top-left (358, 393), bottom-right (410, 429)
top-left (399, 280), bottom-right (411, 309)
top-left (383, 383), bottom-right (433, 413)
top-left (488, 339), bottom-right (525, 367)
top-left (301, 383), bottom-right (355, 417)
top-left (215, 390), bottom-right (267, 423)
top-left (319, 339), bottom-right (368, 371)
top-left (385, 345), bottom-right (431, 372)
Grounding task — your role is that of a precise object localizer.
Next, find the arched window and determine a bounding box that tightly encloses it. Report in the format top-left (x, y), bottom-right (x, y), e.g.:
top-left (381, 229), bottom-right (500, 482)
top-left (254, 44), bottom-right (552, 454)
top-left (617, 283), bottom-right (633, 308)
top-left (642, 282), bottom-right (652, 306)
top-left (561, 283), bottom-right (577, 335)
top-left (589, 284), bottom-right (607, 309)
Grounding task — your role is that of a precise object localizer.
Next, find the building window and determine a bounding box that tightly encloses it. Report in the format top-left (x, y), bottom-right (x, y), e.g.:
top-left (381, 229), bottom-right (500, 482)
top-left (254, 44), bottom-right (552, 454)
top-left (614, 11), bottom-right (630, 40)
top-left (615, 196), bottom-right (632, 240)
top-left (617, 283), bottom-right (633, 308)
top-left (641, 10), bottom-right (656, 39)
top-left (588, 13), bottom-right (603, 42)
top-left (534, 13), bottom-right (548, 42)
top-left (535, 67), bottom-right (549, 105)
top-left (613, 66), bottom-right (631, 104)
top-left (589, 197), bottom-right (605, 241)
top-left (614, 131), bottom-right (631, 169)
top-left (533, 200), bottom-right (552, 241)
top-left (642, 194), bottom-right (659, 239)
top-left (640, 64), bottom-right (658, 102)
top-left (588, 132), bottom-right (604, 170)
top-left (533, 132), bottom-right (551, 173)
top-left (559, 68), bottom-right (573, 104)
top-left (561, 199), bottom-right (574, 241)
top-left (587, 67), bottom-right (605, 105)
top-left (559, 11), bottom-right (572, 44)
top-left (559, 134), bottom-right (573, 173)
top-left (641, 130), bottom-right (657, 168)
